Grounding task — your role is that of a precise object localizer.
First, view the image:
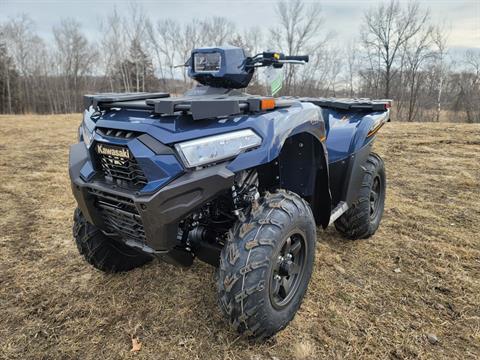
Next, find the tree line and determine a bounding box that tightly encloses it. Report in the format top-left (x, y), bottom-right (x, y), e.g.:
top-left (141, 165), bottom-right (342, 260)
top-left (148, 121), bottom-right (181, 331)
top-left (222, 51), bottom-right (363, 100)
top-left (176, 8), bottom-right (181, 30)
top-left (0, 0), bottom-right (479, 122)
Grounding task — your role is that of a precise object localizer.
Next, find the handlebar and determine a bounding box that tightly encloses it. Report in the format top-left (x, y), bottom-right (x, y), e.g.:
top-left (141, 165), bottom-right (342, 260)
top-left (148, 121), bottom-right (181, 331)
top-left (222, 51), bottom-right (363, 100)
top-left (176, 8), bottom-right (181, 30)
top-left (284, 55), bottom-right (309, 63)
top-left (246, 52), bottom-right (309, 69)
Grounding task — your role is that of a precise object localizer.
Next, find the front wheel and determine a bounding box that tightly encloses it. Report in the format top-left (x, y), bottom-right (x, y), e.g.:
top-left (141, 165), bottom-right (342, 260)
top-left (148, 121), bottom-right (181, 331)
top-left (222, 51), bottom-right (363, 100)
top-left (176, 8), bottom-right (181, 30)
top-left (73, 208), bottom-right (152, 273)
top-left (217, 190), bottom-right (316, 341)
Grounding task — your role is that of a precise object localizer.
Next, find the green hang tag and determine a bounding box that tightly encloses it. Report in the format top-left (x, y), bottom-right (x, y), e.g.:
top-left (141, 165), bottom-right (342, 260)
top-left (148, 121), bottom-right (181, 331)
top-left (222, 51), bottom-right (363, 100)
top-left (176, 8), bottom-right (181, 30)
top-left (264, 66), bottom-right (283, 96)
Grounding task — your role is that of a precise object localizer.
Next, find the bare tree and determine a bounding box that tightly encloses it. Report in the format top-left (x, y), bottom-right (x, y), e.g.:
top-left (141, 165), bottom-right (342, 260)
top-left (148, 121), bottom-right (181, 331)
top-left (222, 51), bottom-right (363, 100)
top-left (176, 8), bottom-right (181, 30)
top-left (432, 26), bottom-right (449, 122)
top-left (0, 0), bottom-right (477, 122)
top-left (344, 40), bottom-right (359, 97)
top-left (146, 16), bottom-right (235, 94)
top-left (100, 9), bottom-right (131, 92)
top-left (177, 19), bottom-right (202, 85)
top-left (2, 14), bottom-right (59, 113)
top-left (200, 17), bottom-right (235, 45)
top-left (359, 46), bottom-right (383, 98)
top-left (230, 26), bottom-right (264, 57)
top-left (403, 25), bottom-right (434, 121)
top-left (151, 19), bottom-right (181, 90)
top-left (230, 26), bottom-right (265, 93)
top-left (0, 37), bottom-right (15, 113)
top-left (461, 51), bottom-right (480, 123)
top-left (3, 15), bottom-right (45, 112)
top-left (145, 20), bottom-right (167, 88)
top-left (100, 4), bottom-right (157, 94)
top-left (361, 0), bottom-right (429, 98)
top-left (122, 4), bottom-right (151, 92)
top-left (53, 19), bottom-right (97, 111)
top-left (270, 0), bottom-right (326, 94)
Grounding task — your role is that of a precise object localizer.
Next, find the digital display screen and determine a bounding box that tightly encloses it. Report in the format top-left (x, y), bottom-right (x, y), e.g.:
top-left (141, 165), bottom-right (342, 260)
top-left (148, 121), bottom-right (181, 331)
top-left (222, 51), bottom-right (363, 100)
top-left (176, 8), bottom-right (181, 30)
top-left (194, 52), bottom-right (221, 73)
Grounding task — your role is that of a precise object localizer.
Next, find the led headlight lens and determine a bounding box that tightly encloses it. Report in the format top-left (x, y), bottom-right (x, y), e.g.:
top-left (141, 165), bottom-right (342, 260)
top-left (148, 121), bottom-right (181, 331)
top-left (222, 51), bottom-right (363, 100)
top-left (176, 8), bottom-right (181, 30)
top-left (175, 129), bottom-right (262, 168)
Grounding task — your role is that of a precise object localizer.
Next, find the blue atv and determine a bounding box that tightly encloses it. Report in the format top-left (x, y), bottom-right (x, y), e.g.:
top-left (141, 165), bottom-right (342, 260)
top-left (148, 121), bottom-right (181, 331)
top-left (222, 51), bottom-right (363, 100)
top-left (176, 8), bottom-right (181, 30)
top-left (70, 46), bottom-right (390, 340)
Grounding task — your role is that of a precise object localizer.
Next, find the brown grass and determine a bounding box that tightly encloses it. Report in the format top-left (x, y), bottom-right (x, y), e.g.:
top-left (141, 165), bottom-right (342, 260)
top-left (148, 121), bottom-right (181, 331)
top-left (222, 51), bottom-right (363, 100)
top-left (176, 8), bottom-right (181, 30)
top-left (0, 115), bottom-right (479, 359)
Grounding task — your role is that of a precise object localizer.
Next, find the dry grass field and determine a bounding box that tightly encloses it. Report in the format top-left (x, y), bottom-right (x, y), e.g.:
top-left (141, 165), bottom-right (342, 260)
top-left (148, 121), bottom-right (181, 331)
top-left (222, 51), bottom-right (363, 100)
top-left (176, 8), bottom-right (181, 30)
top-left (0, 115), bottom-right (479, 359)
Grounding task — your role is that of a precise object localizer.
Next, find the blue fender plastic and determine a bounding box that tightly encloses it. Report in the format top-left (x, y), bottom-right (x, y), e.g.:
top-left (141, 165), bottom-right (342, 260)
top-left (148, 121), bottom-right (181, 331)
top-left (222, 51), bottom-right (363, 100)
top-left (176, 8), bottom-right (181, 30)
top-left (324, 109), bottom-right (389, 162)
top-left (323, 108), bottom-right (389, 206)
top-left (84, 101), bottom-right (326, 182)
top-left (80, 101), bottom-right (388, 212)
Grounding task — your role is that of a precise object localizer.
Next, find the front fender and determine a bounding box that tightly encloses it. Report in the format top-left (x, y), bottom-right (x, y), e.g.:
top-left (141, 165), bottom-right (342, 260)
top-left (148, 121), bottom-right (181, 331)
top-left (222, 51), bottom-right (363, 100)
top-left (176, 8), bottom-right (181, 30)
top-left (227, 102), bottom-right (326, 172)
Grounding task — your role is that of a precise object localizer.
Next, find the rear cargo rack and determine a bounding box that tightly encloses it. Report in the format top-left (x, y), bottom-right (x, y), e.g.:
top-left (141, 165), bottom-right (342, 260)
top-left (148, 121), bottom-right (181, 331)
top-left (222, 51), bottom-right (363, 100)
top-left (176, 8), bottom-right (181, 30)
top-left (298, 97), bottom-right (392, 111)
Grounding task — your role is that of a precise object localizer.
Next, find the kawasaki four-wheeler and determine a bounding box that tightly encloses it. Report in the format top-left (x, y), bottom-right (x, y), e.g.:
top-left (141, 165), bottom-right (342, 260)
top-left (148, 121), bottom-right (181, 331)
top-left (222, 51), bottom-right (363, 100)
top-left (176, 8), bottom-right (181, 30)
top-left (70, 46), bottom-right (390, 340)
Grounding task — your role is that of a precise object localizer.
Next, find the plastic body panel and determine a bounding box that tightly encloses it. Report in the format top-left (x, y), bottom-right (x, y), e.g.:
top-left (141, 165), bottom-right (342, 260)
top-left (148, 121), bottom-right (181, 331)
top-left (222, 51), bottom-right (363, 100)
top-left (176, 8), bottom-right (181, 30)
top-left (323, 108), bottom-right (387, 162)
top-left (69, 101), bottom-right (327, 252)
top-left (71, 157), bottom-right (235, 253)
top-left (82, 101), bottom-right (326, 189)
top-left (70, 98), bottom-right (388, 254)
top-left (323, 108), bottom-right (389, 206)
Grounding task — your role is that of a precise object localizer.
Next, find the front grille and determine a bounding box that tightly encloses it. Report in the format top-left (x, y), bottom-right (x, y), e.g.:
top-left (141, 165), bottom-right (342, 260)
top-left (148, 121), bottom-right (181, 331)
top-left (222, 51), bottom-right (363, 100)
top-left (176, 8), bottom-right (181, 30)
top-left (96, 148), bottom-right (148, 189)
top-left (89, 189), bottom-right (146, 244)
top-left (96, 127), bottom-right (142, 139)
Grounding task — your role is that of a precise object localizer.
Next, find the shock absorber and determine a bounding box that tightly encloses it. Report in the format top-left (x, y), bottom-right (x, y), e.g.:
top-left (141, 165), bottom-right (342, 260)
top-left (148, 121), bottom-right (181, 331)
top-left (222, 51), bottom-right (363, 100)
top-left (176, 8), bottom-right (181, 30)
top-left (231, 185), bottom-right (241, 216)
top-left (231, 169), bottom-right (260, 218)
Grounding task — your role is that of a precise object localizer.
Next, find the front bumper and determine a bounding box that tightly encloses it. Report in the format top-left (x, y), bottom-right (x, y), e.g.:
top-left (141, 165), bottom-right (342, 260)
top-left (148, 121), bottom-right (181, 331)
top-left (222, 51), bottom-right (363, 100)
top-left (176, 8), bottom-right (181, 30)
top-left (69, 142), bottom-right (234, 253)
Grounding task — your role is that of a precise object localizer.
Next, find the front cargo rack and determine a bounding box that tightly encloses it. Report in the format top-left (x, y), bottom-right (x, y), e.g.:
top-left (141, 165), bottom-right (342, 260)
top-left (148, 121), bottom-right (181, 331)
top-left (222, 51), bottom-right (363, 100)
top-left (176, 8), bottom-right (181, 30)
top-left (84, 92), bottom-right (169, 110)
top-left (84, 91), bottom-right (295, 120)
top-left (84, 92), bottom-right (392, 121)
top-left (145, 97), bottom-right (294, 120)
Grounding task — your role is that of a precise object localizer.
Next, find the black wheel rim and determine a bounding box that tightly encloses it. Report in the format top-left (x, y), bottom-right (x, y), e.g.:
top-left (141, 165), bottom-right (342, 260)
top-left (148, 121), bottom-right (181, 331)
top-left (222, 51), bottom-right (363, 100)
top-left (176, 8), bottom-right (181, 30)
top-left (370, 175), bottom-right (382, 221)
top-left (269, 232), bottom-right (307, 309)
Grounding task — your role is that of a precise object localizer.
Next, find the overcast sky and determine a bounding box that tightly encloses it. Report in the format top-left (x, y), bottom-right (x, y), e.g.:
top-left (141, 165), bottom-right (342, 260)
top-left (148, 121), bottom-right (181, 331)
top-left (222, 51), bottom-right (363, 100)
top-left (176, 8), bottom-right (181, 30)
top-left (1, 0), bottom-right (479, 51)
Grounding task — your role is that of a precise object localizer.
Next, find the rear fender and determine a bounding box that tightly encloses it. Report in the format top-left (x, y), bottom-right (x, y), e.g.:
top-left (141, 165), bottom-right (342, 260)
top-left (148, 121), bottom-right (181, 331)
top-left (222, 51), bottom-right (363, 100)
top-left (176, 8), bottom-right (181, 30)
top-left (326, 109), bottom-right (389, 206)
top-left (325, 109), bottom-right (389, 162)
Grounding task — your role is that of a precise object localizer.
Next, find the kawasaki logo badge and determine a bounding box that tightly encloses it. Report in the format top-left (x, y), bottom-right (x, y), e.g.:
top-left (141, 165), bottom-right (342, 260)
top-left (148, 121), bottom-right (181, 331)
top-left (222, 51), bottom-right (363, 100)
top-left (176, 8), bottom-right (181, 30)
top-left (96, 143), bottom-right (131, 159)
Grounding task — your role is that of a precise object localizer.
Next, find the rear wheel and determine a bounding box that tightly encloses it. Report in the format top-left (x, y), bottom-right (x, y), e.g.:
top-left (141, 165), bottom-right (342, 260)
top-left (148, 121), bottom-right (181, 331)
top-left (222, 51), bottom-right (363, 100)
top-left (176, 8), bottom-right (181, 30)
top-left (335, 153), bottom-right (386, 239)
top-left (73, 208), bottom-right (152, 272)
top-left (217, 190), bottom-right (316, 340)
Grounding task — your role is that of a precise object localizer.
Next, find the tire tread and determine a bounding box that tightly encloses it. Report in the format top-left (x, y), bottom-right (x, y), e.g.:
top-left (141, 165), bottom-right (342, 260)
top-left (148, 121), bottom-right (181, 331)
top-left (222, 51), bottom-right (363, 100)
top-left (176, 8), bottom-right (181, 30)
top-left (217, 190), bottom-right (315, 340)
top-left (73, 208), bottom-right (152, 273)
top-left (334, 153), bottom-right (385, 239)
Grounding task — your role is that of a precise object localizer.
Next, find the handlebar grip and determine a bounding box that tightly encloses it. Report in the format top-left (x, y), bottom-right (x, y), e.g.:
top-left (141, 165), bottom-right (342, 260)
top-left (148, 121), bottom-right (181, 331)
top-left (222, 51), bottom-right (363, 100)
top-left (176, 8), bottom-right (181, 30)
top-left (285, 55), bottom-right (309, 63)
